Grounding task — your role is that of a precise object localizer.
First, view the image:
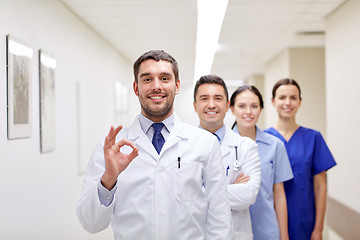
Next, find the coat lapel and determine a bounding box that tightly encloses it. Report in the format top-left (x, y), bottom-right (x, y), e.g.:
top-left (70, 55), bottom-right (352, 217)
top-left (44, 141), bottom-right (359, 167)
top-left (221, 127), bottom-right (236, 159)
top-left (159, 115), bottom-right (187, 156)
top-left (126, 115), bottom-right (188, 159)
top-left (127, 116), bottom-right (159, 158)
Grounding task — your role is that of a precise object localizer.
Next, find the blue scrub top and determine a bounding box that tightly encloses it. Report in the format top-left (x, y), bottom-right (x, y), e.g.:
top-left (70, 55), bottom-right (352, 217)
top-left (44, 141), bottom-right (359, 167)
top-left (233, 125), bottom-right (293, 240)
top-left (265, 126), bottom-right (337, 240)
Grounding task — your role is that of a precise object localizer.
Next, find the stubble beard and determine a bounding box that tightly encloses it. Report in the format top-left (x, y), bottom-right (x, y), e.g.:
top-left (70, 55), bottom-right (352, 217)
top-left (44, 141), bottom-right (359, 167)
top-left (140, 97), bottom-right (174, 121)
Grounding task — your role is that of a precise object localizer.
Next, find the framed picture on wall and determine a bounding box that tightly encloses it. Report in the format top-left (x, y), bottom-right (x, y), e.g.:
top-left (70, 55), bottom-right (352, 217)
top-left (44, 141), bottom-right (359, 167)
top-left (39, 49), bottom-right (56, 153)
top-left (6, 35), bottom-right (33, 139)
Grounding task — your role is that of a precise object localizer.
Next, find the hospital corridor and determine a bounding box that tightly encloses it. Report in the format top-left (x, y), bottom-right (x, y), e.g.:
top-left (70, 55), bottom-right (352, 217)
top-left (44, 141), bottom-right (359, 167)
top-left (0, 0), bottom-right (359, 239)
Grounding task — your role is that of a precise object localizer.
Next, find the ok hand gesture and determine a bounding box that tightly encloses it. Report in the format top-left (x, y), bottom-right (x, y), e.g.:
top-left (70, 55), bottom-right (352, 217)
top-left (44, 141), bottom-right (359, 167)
top-left (101, 125), bottom-right (139, 190)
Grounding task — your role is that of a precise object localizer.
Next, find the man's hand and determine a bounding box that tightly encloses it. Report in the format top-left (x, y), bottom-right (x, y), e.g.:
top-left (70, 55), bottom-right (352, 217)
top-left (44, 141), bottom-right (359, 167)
top-left (234, 172), bottom-right (250, 184)
top-left (101, 125), bottom-right (139, 190)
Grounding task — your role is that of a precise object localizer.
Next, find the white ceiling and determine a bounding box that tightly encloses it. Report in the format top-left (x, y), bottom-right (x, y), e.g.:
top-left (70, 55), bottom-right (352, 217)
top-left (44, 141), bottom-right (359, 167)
top-left (59, 0), bottom-right (345, 87)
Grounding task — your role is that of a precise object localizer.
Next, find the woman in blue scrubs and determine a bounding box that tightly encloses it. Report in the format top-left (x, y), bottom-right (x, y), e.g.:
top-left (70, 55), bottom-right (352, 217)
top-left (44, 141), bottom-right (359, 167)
top-left (265, 78), bottom-right (336, 240)
top-left (230, 85), bottom-right (293, 240)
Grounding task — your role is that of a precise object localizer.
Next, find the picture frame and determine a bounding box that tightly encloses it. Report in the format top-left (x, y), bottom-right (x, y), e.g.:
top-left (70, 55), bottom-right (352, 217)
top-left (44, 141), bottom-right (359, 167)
top-left (6, 35), bottom-right (33, 139)
top-left (39, 49), bottom-right (56, 153)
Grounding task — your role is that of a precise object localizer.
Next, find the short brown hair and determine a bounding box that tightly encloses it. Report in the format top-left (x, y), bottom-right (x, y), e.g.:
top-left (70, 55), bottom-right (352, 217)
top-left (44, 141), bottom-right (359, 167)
top-left (133, 50), bottom-right (179, 83)
top-left (193, 75), bottom-right (229, 102)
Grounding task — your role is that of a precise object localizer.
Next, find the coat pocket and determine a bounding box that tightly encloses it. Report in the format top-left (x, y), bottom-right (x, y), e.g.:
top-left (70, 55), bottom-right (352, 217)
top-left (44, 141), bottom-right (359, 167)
top-left (175, 161), bottom-right (205, 202)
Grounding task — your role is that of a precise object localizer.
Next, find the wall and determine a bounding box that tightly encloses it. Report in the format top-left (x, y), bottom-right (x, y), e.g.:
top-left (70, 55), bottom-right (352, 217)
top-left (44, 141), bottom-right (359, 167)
top-left (264, 50), bottom-right (290, 128)
top-left (325, 0), bottom-right (360, 238)
top-left (289, 48), bottom-right (326, 136)
top-left (0, 0), bottom-right (135, 239)
top-left (326, 0), bottom-right (360, 212)
top-left (174, 83), bottom-right (199, 126)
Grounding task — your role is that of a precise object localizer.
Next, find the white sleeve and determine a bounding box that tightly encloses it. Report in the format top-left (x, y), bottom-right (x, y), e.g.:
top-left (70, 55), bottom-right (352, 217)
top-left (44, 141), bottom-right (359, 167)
top-left (76, 139), bottom-right (116, 234)
top-left (204, 139), bottom-right (234, 240)
top-left (227, 140), bottom-right (261, 211)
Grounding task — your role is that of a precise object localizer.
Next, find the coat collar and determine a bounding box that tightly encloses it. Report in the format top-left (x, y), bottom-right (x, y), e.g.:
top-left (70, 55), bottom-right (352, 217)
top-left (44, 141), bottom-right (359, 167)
top-left (255, 126), bottom-right (272, 146)
top-left (127, 114), bottom-right (188, 157)
top-left (232, 124), bottom-right (272, 146)
top-left (220, 126), bottom-right (239, 159)
top-left (222, 125), bottom-right (238, 148)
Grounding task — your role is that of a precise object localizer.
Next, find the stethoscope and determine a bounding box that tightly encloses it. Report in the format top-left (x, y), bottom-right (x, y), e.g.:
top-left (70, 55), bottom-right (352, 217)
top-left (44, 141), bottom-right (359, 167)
top-left (233, 146), bottom-right (241, 171)
top-left (226, 146), bottom-right (242, 177)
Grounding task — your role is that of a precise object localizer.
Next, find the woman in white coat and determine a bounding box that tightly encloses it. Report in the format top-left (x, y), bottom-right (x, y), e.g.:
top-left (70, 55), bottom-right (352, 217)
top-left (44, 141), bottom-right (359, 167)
top-left (193, 75), bottom-right (261, 239)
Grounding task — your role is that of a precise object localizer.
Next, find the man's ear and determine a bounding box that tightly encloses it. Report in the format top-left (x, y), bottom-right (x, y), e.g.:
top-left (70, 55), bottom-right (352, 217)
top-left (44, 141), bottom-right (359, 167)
top-left (133, 81), bottom-right (139, 96)
top-left (230, 106), bottom-right (234, 114)
top-left (226, 100), bottom-right (230, 111)
top-left (175, 79), bottom-right (180, 95)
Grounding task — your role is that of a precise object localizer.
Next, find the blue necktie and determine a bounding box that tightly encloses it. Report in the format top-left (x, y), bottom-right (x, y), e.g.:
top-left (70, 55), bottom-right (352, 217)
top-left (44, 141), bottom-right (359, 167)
top-left (213, 133), bottom-right (220, 142)
top-left (152, 123), bottom-right (165, 154)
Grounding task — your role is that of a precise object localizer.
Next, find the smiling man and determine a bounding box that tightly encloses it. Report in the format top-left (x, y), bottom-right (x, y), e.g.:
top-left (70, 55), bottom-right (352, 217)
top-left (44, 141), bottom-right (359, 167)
top-left (77, 51), bottom-right (233, 240)
top-left (193, 75), bottom-right (261, 240)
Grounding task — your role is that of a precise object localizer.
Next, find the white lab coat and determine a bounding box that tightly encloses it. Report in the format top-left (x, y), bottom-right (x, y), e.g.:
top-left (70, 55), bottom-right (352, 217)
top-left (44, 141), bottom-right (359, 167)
top-left (77, 115), bottom-right (234, 240)
top-left (221, 126), bottom-right (261, 240)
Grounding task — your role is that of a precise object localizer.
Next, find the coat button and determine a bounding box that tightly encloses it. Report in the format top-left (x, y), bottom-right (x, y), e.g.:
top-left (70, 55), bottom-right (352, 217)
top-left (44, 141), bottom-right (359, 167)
top-left (158, 208), bottom-right (166, 215)
top-left (157, 166), bottom-right (165, 172)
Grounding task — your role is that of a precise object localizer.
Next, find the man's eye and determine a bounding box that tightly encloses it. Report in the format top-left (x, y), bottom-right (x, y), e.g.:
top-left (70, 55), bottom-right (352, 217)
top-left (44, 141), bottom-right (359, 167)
top-left (162, 77), bottom-right (169, 81)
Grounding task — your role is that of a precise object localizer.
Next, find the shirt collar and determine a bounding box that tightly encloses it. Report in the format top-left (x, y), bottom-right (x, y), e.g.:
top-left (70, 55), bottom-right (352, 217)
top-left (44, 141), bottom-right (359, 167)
top-left (198, 124), bottom-right (225, 143)
top-left (232, 124), bottom-right (240, 135)
top-left (232, 124), bottom-right (271, 145)
top-left (139, 113), bottom-right (175, 134)
top-left (255, 126), bottom-right (272, 145)
top-left (214, 124), bottom-right (226, 143)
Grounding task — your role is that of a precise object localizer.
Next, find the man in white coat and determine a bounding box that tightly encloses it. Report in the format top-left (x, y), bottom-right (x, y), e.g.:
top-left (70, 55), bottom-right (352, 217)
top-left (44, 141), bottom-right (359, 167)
top-left (193, 75), bottom-right (261, 240)
top-left (77, 50), bottom-right (233, 240)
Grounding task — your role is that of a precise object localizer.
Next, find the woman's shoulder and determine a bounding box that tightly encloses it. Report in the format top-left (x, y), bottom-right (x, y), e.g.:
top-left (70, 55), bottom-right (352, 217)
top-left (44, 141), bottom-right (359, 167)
top-left (297, 126), bottom-right (323, 137)
top-left (263, 126), bottom-right (276, 134)
top-left (227, 127), bottom-right (257, 148)
top-left (257, 128), bottom-right (284, 145)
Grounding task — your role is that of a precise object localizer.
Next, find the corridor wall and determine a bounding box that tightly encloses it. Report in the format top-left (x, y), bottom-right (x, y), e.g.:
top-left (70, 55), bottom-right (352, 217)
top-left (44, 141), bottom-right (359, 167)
top-left (0, 0), bottom-right (135, 239)
top-left (325, 0), bottom-right (360, 238)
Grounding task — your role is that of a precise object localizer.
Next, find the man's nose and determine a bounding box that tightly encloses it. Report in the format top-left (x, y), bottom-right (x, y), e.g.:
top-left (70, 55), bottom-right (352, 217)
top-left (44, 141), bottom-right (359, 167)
top-left (207, 98), bottom-right (216, 108)
top-left (152, 78), bottom-right (162, 90)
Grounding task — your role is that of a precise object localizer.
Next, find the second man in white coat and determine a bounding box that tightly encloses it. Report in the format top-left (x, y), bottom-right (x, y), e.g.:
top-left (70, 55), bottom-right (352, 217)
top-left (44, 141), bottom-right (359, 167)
top-left (193, 75), bottom-right (261, 240)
